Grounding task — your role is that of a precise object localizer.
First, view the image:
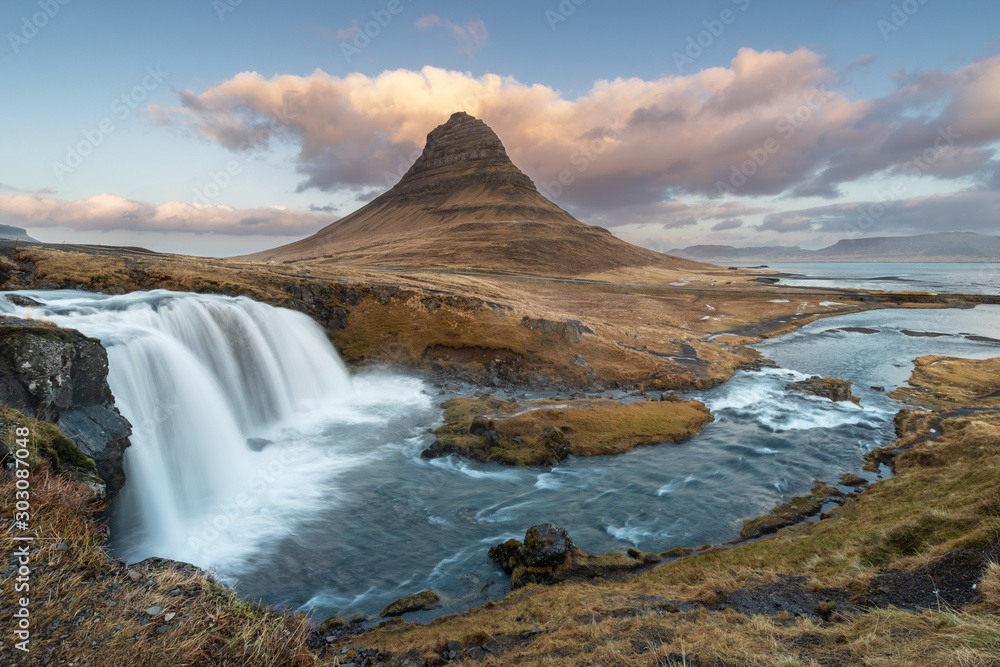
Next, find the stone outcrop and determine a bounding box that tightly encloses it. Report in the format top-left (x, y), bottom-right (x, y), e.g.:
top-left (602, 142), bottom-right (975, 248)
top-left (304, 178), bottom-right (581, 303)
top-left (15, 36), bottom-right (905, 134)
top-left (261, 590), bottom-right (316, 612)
top-left (739, 483), bottom-right (845, 540)
top-left (0, 316), bottom-right (132, 501)
top-left (786, 376), bottom-right (860, 403)
top-left (520, 317), bottom-right (585, 342)
top-left (489, 523), bottom-right (660, 588)
top-left (379, 590), bottom-right (441, 617)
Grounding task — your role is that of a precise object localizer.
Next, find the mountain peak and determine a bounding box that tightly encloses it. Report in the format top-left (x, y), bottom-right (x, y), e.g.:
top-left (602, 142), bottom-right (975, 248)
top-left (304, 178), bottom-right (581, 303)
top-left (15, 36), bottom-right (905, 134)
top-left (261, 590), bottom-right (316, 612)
top-left (394, 111), bottom-right (536, 195)
top-left (247, 112), bottom-right (701, 276)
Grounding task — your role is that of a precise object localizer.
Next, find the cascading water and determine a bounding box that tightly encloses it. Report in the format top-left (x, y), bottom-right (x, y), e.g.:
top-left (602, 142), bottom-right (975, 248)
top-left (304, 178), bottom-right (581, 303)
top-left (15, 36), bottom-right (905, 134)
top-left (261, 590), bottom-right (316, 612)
top-left (0, 289), bottom-right (432, 571)
top-left (4, 288), bottom-right (999, 622)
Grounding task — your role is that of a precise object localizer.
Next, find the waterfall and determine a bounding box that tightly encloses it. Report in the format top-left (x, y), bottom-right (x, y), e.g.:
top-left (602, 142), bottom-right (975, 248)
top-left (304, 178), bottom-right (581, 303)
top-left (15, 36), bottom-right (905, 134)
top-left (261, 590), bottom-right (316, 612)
top-left (0, 289), bottom-right (410, 570)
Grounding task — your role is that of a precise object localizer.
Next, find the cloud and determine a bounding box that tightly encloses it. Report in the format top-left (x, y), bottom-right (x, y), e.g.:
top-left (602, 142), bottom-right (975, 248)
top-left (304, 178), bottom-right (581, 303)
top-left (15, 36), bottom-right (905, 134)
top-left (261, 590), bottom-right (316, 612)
top-left (847, 54), bottom-right (875, 70)
top-left (0, 193), bottom-right (334, 236)
top-left (307, 203), bottom-right (339, 213)
top-left (415, 15), bottom-right (488, 56)
top-left (0, 183), bottom-right (56, 195)
top-left (414, 14), bottom-right (441, 30)
top-left (147, 50), bottom-right (1000, 224)
top-left (755, 190), bottom-right (1000, 237)
top-left (712, 218), bottom-right (744, 232)
top-left (334, 22), bottom-right (360, 41)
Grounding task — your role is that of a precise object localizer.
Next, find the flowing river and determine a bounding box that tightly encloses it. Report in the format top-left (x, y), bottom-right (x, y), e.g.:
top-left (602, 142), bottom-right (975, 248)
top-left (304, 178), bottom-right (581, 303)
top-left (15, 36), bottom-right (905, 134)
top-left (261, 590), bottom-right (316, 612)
top-left (2, 289), bottom-right (999, 624)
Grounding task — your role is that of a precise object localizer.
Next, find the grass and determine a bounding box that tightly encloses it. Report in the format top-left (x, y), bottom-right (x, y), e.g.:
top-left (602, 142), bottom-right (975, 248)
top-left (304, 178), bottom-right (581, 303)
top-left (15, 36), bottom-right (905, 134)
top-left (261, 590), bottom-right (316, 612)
top-left (431, 395), bottom-right (714, 465)
top-left (0, 408), bottom-right (325, 667)
top-left (328, 361), bottom-right (1000, 666)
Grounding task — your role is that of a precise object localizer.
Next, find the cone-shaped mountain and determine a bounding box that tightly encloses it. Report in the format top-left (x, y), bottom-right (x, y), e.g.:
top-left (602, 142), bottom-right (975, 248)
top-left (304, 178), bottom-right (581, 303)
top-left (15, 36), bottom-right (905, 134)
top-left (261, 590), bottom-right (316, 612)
top-left (249, 112), bottom-right (701, 275)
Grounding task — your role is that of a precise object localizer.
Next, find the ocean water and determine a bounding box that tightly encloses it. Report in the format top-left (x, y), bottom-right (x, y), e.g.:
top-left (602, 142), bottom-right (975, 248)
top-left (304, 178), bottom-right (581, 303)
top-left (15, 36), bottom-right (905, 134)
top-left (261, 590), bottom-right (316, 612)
top-left (728, 261), bottom-right (1000, 294)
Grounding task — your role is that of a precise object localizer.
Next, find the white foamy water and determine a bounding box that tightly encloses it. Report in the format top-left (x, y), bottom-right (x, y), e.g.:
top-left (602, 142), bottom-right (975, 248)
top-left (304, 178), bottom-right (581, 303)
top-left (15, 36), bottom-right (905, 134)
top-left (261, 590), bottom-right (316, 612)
top-left (705, 367), bottom-right (888, 431)
top-left (0, 290), bottom-right (431, 570)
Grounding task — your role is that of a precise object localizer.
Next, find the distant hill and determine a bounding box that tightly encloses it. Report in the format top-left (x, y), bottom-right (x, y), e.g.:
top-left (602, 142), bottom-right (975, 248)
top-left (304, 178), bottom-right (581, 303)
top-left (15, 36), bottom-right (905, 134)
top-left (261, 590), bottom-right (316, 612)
top-left (0, 225), bottom-right (37, 242)
top-left (246, 112), bottom-right (705, 276)
top-left (668, 232), bottom-right (1000, 262)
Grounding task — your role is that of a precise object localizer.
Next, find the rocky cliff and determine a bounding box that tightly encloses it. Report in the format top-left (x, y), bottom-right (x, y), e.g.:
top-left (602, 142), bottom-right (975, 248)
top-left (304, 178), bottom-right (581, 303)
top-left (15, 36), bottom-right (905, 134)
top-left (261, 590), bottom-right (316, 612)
top-left (0, 311), bottom-right (131, 501)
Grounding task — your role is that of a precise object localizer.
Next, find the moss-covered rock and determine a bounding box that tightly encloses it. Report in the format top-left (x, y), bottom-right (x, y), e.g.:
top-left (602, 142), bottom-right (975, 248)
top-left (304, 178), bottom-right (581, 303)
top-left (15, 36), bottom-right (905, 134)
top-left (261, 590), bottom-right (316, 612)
top-left (423, 395), bottom-right (713, 466)
top-left (0, 319), bottom-right (132, 501)
top-left (786, 376), bottom-right (860, 404)
top-left (740, 483), bottom-right (845, 540)
top-left (379, 591), bottom-right (442, 617)
top-left (490, 524), bottom-right (659, 589)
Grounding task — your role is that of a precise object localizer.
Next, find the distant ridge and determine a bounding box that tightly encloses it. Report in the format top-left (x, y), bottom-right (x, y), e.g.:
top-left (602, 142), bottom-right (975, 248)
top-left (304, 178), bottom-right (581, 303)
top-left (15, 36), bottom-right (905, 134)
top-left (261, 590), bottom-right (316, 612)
top-left (247, 112), bottom-right (704, 275)
top-left (0, 225), bottom-right (37, 243)
top-left (669, 232), bottom-right (1000, 262)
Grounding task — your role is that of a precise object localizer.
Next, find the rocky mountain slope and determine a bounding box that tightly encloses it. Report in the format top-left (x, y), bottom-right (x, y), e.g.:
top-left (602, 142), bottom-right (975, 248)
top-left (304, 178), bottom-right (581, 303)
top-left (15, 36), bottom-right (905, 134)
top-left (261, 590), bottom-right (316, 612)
top-left (247, 112), bottom-right (705, 276)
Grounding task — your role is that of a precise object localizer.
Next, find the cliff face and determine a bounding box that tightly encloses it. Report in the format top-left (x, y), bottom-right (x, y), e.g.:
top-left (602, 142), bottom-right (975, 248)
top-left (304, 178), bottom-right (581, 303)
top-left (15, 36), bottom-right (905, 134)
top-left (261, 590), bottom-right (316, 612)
top-left (247, 112), bottom-right (704, 276)
top-left (0, 315), bottom-right (132, 502)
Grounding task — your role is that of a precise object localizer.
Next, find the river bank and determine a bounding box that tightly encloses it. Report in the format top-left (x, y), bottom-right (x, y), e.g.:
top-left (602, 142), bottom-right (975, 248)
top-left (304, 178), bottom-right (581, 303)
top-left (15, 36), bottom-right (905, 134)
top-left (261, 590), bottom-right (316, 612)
top-left (1, 247), bottom-right (1000, 664)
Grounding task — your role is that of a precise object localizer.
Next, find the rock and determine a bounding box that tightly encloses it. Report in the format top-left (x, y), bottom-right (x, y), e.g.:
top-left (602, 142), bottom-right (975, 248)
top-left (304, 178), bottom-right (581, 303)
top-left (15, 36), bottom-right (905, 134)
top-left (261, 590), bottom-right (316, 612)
top-left (871, 385), bottom-right (886, 392)
top-left (379, 591), bottom-right (442, 617)
top-left (487, 539), bottom-right (524, 574)
top-left (521, 523), bottom-right (574, 568)
top-left (786, 376), bottom-right (860, 404)
top-left (520, 317), bottom-right (584, 343)
top-left (539, 427), bottom-right (569, 462)
top-left (246, 437), bottom-right (271, 452)
top-left (317, 616), bottom-right (347, 635)
top-left (468, 416), bottom-right (494, 436)
top-left (839, 472), bottom-right (868, 487)
top-left (0, 322), bottom-right (132, 502)
top-left (483, 430), bottom-right (502, 448)
top-left (5, 295), bottom-right (42, 308)
top-left (740, 483), bottom-right (846, 540)
top-left (492, 524), bottom-right (657, 589)
top-left (145, 606), bottom-right (163, 616)
top-left (164, 612), bottom-right (176, 622)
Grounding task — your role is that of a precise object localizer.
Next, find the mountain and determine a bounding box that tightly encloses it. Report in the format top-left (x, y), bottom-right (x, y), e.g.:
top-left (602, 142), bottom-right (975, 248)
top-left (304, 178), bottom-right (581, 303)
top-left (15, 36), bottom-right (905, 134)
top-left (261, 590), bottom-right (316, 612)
top-left (247, 112), bottom-right (703, 275)
top-left (0, 225), bottom-right (37, 242)
top-left (669, 232), bottom-right (1000, 262)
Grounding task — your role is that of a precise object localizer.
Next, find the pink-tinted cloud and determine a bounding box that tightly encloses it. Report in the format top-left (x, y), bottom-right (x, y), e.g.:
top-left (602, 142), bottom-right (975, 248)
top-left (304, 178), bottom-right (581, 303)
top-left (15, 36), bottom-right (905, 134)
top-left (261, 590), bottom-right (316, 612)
top-left (0, 193), bottom-right (333, 236)
top-left (147, 50), bottom-right (1000, 224)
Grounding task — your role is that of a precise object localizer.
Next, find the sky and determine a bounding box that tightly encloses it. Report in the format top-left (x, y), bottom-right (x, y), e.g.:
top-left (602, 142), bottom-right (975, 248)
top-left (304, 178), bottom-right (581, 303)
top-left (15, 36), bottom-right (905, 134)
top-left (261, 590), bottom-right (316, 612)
top-left (1, 0), bottom-right (998, 256)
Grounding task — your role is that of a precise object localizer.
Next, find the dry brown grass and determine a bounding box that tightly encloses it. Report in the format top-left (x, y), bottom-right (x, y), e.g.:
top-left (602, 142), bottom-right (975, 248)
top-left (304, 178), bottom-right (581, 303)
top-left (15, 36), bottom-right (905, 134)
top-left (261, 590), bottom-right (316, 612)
top-left (433, 395), bottom-right (713, 465)
top-left (331, 374), bottom-right (1000, 666)
top-left (0, 409), bottom-right (325, 667)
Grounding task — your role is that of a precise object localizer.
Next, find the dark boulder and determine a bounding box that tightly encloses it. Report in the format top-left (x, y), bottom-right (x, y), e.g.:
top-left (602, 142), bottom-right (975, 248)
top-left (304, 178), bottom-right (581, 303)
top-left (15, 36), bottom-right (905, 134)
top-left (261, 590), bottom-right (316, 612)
top-left (490, 524), bottom-right (655, 589)
top-left (786, 376), bottom-right (860, 404)
top-left (521, 523), bottom-right (574, 568)
top-left (0, 321), bottom-right (132, 502)
top-left (379, 590), bottom-right (441, 617)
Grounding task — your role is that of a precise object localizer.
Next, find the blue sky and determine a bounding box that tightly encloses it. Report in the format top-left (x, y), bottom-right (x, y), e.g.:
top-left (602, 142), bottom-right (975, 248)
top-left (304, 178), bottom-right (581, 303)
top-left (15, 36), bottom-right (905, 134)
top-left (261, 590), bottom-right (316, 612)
top-left (1, 0), bottom-right (998, 255)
